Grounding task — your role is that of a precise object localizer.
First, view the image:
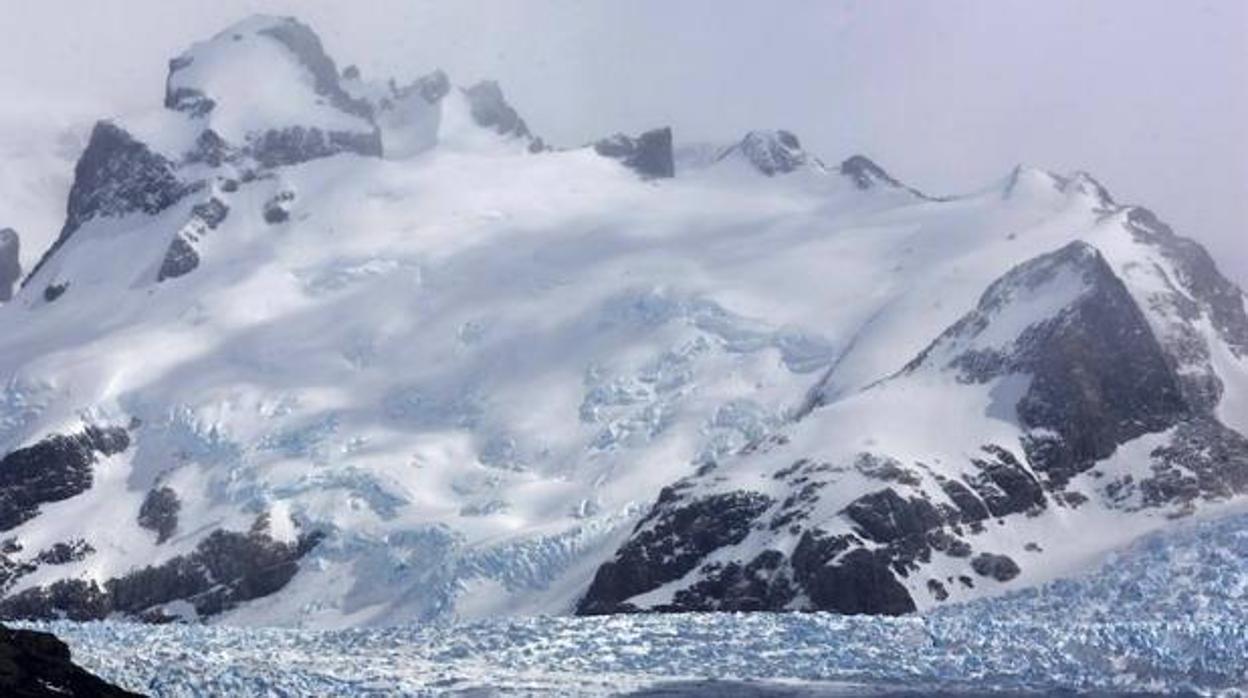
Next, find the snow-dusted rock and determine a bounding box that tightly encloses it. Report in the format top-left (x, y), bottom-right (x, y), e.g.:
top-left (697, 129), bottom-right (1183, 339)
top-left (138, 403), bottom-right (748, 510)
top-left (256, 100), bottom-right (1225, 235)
top-left (165, 15), bottom-right (380, 165)
top-left (717, 129), bottom-right (819, 176)
top-left (593, 127), bottom-right (674, 179)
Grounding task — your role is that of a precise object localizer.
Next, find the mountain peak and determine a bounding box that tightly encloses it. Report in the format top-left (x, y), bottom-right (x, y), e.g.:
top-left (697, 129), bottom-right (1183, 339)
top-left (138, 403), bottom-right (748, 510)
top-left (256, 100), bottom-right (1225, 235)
top-left (164, 14), bottom-right (377, 155)
top-left (593, 127), bottom-right (675, 179)
top-left (462, 80), bottom-right (536, 145)
top-left (718, 129), bottom-right (815, 176)
top-left (1055, 171), bottom-right (1116, 209)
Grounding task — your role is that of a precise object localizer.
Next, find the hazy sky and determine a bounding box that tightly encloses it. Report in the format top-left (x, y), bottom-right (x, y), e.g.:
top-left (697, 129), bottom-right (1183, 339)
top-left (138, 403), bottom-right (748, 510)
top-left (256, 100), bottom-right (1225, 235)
top-left (1, 0), bottom-right (1244, 281)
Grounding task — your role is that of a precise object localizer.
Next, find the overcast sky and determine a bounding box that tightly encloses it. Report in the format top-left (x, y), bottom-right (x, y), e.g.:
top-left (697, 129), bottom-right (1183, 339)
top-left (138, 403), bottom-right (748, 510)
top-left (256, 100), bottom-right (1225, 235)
top-left (1, 0), bottom-right (1244, 281)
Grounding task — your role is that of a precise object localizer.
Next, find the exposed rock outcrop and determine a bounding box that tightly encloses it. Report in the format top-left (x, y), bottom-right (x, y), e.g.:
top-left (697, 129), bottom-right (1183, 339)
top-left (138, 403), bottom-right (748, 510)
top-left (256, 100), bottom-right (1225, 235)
top-left (0, 229), bottom-right (18, 302)
top-left (464, 81), bottom-right (534, 142)
top-left (0, 426), bottom-right (130, 532)
top-left (718, 130), bottom-right (813, 176)
top-left (577, 488), bottom-right (772, 614)
top-left (0, 517), bottom-right (322, 622)
top-left (0, 624), bottom-right (140, 697)
top-left (593, 128), bottom-right (675, 179)
top-left (23, 122), bottom-right (190, 294)
top-left (157, 197), bottom-right (230, 282)
top-left (137, 487), bottom-right (180, 544)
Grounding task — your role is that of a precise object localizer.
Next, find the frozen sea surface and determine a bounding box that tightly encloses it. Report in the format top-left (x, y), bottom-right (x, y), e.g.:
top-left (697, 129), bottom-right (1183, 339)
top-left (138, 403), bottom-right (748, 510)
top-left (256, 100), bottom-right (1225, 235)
top-left (24, 511), bottom-right (1248, 696)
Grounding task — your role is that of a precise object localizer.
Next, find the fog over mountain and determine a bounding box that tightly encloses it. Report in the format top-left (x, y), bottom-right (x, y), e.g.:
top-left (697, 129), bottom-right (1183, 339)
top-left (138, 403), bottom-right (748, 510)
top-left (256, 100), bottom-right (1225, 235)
top-left (0, 0), bottom-right (1244, 282)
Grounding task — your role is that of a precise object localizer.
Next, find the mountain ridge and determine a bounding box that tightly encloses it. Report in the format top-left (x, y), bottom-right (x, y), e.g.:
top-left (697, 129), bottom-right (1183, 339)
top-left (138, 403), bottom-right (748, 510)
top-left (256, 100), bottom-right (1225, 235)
top-left (0, 14), bottom-right (1244, 628)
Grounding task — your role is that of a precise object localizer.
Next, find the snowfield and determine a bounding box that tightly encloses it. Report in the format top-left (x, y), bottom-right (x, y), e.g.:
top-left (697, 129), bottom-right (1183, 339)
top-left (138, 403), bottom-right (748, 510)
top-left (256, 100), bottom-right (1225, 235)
top-left (2, 13), bottom-right (1248, 671)
top-left (23, 509), bottom-right (1248, 695)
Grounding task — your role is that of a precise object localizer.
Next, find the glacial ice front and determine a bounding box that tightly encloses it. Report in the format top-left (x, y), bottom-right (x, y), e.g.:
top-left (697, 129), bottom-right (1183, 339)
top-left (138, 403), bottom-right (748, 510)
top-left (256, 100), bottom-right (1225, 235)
top-left (25, 509), bottom-right (1248, 696)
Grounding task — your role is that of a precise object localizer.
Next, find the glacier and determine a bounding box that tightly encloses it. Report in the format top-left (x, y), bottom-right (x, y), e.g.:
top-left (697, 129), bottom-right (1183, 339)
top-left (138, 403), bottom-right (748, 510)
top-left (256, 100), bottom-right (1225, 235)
top-left (20, 508), bottom-right (1248, 695)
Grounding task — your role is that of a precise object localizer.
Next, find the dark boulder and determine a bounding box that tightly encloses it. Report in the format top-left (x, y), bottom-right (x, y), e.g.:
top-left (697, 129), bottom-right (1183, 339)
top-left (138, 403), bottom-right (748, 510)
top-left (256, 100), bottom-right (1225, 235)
top-left (137, 487), bottom-right (180, 543)
top-left (971, 552), bottom-right (1021, 582)
top-left (263, 190), bottom-right (295, 224)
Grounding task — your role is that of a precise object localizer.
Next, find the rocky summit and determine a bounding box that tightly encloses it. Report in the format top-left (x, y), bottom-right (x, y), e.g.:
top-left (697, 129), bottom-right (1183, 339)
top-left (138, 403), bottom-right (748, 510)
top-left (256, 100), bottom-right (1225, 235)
top-left (0, 14), bottom-right (1245, 631)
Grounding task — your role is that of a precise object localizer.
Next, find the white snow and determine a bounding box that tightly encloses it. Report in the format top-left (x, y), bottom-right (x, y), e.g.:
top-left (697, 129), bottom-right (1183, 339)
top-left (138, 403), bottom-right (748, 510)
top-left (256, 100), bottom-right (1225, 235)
top-left (1, 14), bottom-right (1246, 631)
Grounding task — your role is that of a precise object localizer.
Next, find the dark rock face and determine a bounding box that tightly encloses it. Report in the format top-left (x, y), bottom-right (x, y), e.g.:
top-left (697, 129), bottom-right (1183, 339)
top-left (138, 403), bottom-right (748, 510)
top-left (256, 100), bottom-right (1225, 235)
top-left (23, 122), bottom-right (190, 291)
top-left (1135, 416), bottom-right (1248, 508)
top-left (577, 488), bottom-right (772, 615)
top-left (669, 550), bottom-right (797, 612)
top-left (255, 19), bottom-right (373, 119)
top-left (0, 624), bottom-right (140, 697)
top-left (964, 446), bottom-right (1046, 517)
top-left (0, 426), bottom-right (130, 532)
top-left (463, 81), bottom-right (532, 140)
top-left (1126, 206), bottom-right (1248, 370)
top-left (183, 129), bottom-right (235, 167)
top-left (937, 478), bottom-right (990, 522)
top-left (34, 540), bottom-right (94, 566)
top-left (719, 130), bottom-right (809, 176)
top-left (137, 487), bottom-right (180, 543)
top-left (249, 126), bottom-right (382, 169)
top-left (842, 489), bottom-right (942, 544)
top-left (794, 543), bottom-right (916, 615)
top-left (839, 155), bottom-right (936, 199)
top-left (0, 229), bottom-right (19, 302)
top-left (593, 128), bottom-right (676, 179)
top-left (917, 242), bottom-right (1190, 489)
top-left (0, 517), bottom-right (322, 622)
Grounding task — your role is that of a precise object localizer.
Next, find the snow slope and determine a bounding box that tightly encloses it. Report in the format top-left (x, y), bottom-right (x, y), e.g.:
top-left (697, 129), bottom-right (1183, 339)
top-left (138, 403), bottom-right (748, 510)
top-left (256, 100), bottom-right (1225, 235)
top-left (0, 15), bottom-right (1245, 629)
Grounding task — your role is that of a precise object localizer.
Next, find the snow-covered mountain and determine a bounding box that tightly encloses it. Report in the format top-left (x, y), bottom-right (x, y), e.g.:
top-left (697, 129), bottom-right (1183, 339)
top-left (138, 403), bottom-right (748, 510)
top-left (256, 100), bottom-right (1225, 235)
top-left (0, 15), bottom-right (1245, 629)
